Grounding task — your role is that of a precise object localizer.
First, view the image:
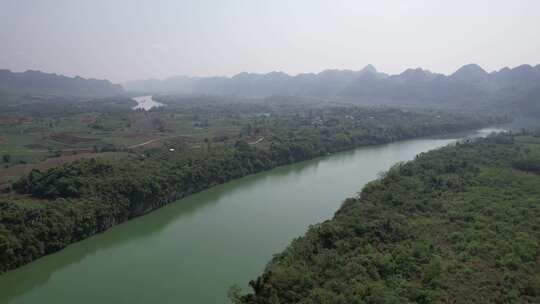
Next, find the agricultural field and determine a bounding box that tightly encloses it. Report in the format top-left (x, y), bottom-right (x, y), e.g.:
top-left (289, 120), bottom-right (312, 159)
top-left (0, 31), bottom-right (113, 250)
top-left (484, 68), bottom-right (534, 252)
top-left (0, 95), bottom-right (289, 184)
top-left (0, 94), bottom-right (505, 187)
top-left (0, 96), bottom-right (221, 184)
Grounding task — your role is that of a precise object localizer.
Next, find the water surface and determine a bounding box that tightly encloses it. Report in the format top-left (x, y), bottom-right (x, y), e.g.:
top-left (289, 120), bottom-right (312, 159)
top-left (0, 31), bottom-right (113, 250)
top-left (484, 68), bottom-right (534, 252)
top-left (132, 95), bottom-right (164, 110)
top-left (0, 128), bottom-right (500, 304)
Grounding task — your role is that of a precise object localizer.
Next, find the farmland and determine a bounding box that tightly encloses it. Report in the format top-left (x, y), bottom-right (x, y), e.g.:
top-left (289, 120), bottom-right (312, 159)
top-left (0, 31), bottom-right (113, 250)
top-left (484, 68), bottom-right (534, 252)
top-left (0, 95), bottom-right (238, 183)
top-left (1, 95), bottom-right (505, 186)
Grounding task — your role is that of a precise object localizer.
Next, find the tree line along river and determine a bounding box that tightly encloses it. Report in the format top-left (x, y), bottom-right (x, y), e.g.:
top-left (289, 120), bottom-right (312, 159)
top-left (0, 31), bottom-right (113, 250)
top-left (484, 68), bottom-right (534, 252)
top-left (0, 128), bottom-right (504, 304)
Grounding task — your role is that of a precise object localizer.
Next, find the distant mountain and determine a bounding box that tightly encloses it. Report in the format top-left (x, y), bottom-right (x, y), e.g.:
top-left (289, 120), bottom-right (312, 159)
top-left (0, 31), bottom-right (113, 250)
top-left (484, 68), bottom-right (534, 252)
top-left (123, 75), bottom-right (198, 94)
top-left (0, 69), bottom-right (123, 97)
top-left (124, 64), bottom-right (540, 115)
top-left (124, 65), bottom-right (388, 98)
top-left (393, 68), bottom-right (438, 82)
top-left (514, 85), bottom-right (540, 117)
top-left (491, 64), bottom-right (540, 87)
top-left (450, 64), bottom-right (488, 83)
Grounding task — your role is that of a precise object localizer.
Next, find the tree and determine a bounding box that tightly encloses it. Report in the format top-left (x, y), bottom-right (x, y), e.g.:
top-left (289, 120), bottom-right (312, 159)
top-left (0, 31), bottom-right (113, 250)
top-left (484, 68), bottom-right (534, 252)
top-left (2, 154), bottom-right (10, 163)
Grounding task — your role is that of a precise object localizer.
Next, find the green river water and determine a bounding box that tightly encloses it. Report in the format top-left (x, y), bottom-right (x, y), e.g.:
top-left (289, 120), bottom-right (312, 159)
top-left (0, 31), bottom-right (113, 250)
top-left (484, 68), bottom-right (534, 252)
top-left (0, 129), bottom-right (501, 304)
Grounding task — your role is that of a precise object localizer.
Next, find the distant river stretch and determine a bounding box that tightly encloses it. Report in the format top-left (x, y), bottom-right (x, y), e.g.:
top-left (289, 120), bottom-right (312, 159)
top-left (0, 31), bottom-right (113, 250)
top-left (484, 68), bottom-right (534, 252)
top-left (132, 95), bottom-right (164, 110)
top-left (0, 128), bottom-right (505, 304)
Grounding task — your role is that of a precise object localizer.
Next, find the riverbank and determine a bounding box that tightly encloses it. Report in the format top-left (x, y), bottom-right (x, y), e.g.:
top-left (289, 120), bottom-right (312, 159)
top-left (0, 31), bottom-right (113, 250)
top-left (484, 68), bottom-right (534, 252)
top-left (0, 115), bottom-right (493, 274)
top-left (238, 132), bottom-right (540, 303)
top-left (0, 129), bottom-right (500, 304)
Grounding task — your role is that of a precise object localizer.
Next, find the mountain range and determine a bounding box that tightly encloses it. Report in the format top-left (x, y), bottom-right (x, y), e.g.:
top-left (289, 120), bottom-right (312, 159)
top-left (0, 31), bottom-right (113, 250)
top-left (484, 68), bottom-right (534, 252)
top-left (124, 64), bottom-right (540, 95)
top-left (123, 64), bottom-right (540, 114)
top-left (0, 64), bottom-right (538, 116)
top-left (0, 69), bottom-right (123, 97)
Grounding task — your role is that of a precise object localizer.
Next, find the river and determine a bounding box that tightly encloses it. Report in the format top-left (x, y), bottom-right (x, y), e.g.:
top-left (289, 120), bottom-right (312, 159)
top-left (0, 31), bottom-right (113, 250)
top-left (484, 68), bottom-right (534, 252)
top-left (132, 95), bottom-right (164, 110)
top-left (0, 128), bottom-right (504, 304)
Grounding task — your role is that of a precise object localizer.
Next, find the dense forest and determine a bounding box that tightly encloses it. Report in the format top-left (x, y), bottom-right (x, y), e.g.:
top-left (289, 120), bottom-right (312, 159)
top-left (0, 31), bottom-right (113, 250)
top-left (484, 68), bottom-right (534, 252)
top-left (235, 132), bottom-right (540, 303)
top-left (0, 107), bottom-right (496, 273)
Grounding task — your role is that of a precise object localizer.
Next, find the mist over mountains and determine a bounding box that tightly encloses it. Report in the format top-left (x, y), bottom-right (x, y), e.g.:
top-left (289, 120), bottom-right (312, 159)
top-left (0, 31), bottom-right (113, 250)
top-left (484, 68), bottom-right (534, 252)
top-left (124, 64), bottom-right (540, 95)
top-left (0, 69), bottom-right (123, 98)
top-left (0, 64), bottom-right (539, 117)
top-left (123, 63), bottom-right (540, 115)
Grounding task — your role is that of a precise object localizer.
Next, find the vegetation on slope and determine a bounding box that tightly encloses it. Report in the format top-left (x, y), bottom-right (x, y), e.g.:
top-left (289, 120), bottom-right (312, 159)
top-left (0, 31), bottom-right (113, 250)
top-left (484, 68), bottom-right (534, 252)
top-left (237, 132), bottom-right (540, 304)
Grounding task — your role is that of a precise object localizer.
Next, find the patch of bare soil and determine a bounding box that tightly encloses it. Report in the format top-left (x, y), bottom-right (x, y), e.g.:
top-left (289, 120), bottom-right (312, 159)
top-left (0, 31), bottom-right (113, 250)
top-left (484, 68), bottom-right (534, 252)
top-left (0, 116), bottom-right (32, 125)
top-left (50, 133), bottom-right (99, 145)
top-left (81, 115), bottom-right (97, 124)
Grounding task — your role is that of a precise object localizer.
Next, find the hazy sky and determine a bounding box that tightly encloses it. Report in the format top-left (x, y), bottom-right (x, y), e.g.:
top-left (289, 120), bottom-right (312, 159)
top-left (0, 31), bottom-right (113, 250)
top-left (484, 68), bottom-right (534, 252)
top-left (1, 0), bottom-right (539, 82)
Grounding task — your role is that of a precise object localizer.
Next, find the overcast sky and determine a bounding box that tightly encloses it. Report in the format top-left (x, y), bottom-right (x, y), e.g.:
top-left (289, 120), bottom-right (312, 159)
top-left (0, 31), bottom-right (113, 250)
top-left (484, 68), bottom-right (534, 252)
top-left (1, 0), bottom-right (539, 82)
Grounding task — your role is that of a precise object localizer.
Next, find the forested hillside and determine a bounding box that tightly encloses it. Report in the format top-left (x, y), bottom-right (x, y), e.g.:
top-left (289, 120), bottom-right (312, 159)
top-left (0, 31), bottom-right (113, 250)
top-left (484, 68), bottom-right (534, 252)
top-left (236, 132), bottom-right (540, 303)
